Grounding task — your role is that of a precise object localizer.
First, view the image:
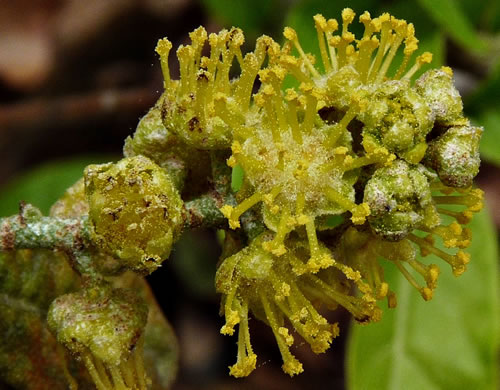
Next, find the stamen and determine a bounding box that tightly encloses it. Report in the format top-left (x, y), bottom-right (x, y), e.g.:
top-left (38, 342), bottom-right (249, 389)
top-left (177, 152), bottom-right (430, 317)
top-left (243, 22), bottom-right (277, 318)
top-left (337, 8), bottom-right (356, 68)
top-left (324, 18), bottom-right (340, 71)
top-left (262, 207), bottom-right (291, 256)
top-left (421, 222), bottom-right (472, 249)
top-left (134, 337), bottom-right (147, 390)
top-left (229, 300), bottom-right (257, 377)
top-left (283, 27), bottom-right (320, 78)
top-left (324, 187), bottom-right (370, 224)
top-left (369, 258), bottom-right (388, 299)
top-left (109, 366), bottom-right (127, 390)
top-left (194, 70), bottom-right (211, 129)
top-left (406, 257), bottom-right (440, 290)
top-left (394, 24), bottom-right (418, 79)
top-left (296, 192), bottom-right (306, 215)
top-left (432, 189), bottom-right (484, 211)
top-left (285, 89), bottom-right (303, 144)
top-left (213, 93), bottom-right (245, 135)
top-left (394, 259), bottom-right (433, 300)
top-left (303, 217), bottom-right (334, 272)
top-left (314, 14), bottom-right (331, 72)
top-left (279, 55), bottom-right (313, 83)
top-left (221, 283), bottom-right (241, 335)
top-left (299, 83), bottom-right (319, 134)
top-left (437, 207), bottom-right (473, 225)
top-left (234, 53), bottom-right (261, 112)
top-left (402, 52), bottom-right (433, 80)
top-left (376, 19), bottom-right (407, 82)
top-left (94, 357), bottom-right (113, 389)
top-left (356, 36), bottom-right (379, 82)
top-left (60, 347), bottom-right (78, 390)
top-left (82, 352), bottom-right (109, 390)
top-left (260, 292), bottom-right (304, 376)
top-left (155, 38), bottom-right (172, 89)
top-left (176, 45), bottom-right (195, 95)
top-left (408, 233), bottom-right (470, 276)
top-left (325, 101), bottom-right (361, 148)
top-left (367, 13), bottom-right (392, 82)
top-left (306, 274), bottom-right (380, 322)
top-left (120, 359), bottom-right (136, 388)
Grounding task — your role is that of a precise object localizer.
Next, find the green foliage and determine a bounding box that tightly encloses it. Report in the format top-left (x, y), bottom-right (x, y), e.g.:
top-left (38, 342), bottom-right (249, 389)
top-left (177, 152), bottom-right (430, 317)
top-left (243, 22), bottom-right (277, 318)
top-left (0, 156), bottom-right (115, 216)
top-left (200, 0), bottom-right (278, 38)
top-left (347, 207), bottom-right (499, 390)
top-left (477, 109), bottom-right (500, 166)
top-left (417, 0), bottom-right (487, 52)
top-left (466, 61), bottom-right (500, 114)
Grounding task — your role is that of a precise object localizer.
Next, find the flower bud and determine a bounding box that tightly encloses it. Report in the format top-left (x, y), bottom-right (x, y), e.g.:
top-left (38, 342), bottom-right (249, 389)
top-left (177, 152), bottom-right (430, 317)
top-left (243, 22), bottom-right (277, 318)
top-left (423, 125), bottom-right (482, 188)
top-left (84, 156), bottom-right (184, 274)
top-left (123, 93), bottom-right (212, 191)
top-left (363, 160), bottom-right (439, 240)
top-left (48, 286), bottom-right (148, 364)
top-left (359, 80), bottom-right (433, 164)
top-left (415, 67), bottom-right (463, 124)
top-left (47, 286), bottom-right (149, 388)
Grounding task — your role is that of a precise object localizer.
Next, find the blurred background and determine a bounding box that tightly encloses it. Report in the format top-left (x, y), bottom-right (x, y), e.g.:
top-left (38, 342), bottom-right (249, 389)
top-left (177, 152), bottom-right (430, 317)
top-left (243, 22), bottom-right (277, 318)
top-left (0, 0), bottom-right (498, 389)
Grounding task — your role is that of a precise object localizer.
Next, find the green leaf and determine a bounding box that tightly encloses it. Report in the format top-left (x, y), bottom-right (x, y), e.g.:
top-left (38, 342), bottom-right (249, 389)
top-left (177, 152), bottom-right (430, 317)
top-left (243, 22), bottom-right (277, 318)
top-left (417, 0), bottom-right (487, 53)
top-left (200, 0), bottom-right (283, 38)
top-left (466, 60), bottom-right (500, 114)
top-left (0, 155), bottom-right (116, 217)
top-left (474, 109), bottom-right (500, 167)
top-left (457, 0), bottom-right (500, 32)
top-left (346, 207), bottom-right (499, 390)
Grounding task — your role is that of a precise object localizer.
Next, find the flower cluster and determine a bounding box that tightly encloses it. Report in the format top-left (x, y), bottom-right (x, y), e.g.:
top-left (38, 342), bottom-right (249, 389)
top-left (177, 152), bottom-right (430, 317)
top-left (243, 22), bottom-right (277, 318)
top-left (144, 8), bottom-right (483, 377)
top-left (4, 8), bottom-right (481, 387)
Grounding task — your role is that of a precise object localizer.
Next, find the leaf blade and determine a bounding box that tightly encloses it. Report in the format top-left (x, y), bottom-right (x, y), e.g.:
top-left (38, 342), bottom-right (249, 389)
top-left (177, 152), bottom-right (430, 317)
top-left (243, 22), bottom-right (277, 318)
top-left (417, 0), bottom-right (487, 52)
top-left (0, 155), bottom-right (116, 216)
top-left (347, 207), bottom-right (499, 390)
top-left (476, 109), bottom-right (500, 167)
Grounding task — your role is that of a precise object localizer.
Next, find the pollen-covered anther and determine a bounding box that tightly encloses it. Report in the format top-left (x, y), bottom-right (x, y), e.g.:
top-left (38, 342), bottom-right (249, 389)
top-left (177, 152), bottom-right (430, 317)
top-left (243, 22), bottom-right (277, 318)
top-left (275, 282), bottom-right (291, 302)
top-left (220, 205), bottom-right (240, 229)
top-left (402, 51), bottom-right (433, 80)
top-left (424, 222), bottom-right (472, 249)
top-left (221, 308), bottom-right (240, 335)
top-left (226, 155), bottom-right (237, 167)
top-left (409, 233), bottom-right (471, 277)
top-left (155, 38), bottom-right (173, 88)
top-left (351, 203), bottom-right (371, 225)
top-left (278, 327), bottom-right (295, 346)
